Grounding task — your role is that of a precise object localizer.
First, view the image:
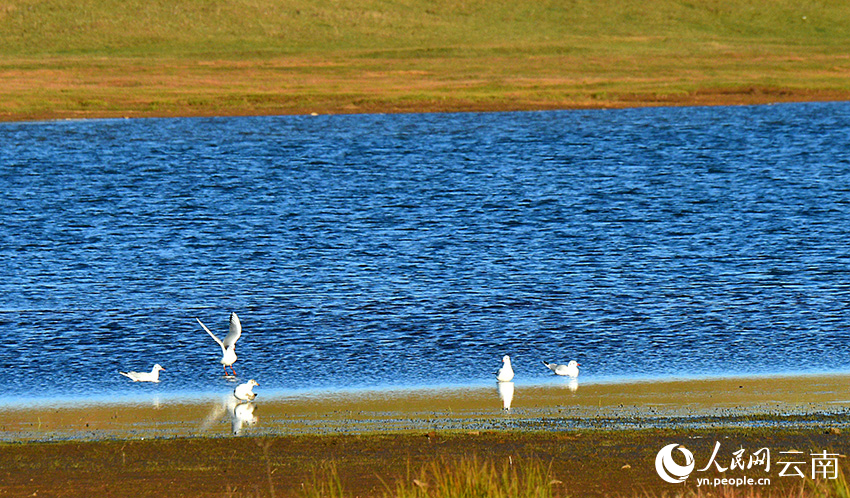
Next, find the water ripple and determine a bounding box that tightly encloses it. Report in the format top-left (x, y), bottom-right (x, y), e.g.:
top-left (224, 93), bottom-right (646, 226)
top-left (1, 104), bottom-right (850, 400)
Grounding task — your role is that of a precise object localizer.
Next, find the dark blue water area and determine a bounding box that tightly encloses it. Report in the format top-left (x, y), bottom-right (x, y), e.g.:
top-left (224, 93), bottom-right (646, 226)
top-left (1, 102), bottom-right (850, 403)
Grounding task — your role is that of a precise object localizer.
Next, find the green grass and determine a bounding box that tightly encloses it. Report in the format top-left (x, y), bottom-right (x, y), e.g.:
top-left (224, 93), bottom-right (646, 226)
top-left (2, 0), bottom-right (850, 120)
top-left (302, 455), bottom-right (562, 498)
top-left (299, 456), bottom-right (850, 498)
top-left (3, 0), bottom-right (850, 57)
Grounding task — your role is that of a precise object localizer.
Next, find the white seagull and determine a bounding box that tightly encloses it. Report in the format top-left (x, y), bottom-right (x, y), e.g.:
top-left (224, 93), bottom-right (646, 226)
top-left (234, 379), bottom-right (259, 402)
top-left (197, 312), bottom-right (242, 376)
top-left (119, 364), bottom-right (165, 383)
top-left (543, 360), bottom-right (580, 378)
top-left (496, 355), bottom-right (514, 382)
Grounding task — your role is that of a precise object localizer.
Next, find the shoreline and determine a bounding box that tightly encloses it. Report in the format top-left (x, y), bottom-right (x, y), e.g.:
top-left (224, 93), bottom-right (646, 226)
top-left (2, 377), bottom-right (848, 496)
top-left (3, 373), bottom-right (848, 442)
top-left (4, 92), bottom-right (850, 125)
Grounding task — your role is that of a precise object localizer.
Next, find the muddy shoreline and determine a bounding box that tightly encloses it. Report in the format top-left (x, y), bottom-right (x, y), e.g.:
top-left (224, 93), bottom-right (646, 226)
top-left (2, 376), bottom-right (848, 496)
top-left (3, 374), bottom-right (848, 441)
top-left (6, 89), bottom-right (850, 124)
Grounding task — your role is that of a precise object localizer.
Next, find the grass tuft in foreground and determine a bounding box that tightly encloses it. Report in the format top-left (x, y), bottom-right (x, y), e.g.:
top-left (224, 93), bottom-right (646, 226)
top-left (301, 461), bottom-right (347, 498)
top-left (301, 456), bottom-right (850, 498)
top-left (383, 455), bottom-right (562, 498)
top-left (301, 455), bottom-right (563, 498)
top-left (806, 464), bottom-right (850, 498)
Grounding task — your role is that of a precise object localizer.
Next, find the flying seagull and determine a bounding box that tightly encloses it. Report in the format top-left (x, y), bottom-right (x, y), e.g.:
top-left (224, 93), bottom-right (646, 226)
top-left (197, 312), bottom-right (242, 376)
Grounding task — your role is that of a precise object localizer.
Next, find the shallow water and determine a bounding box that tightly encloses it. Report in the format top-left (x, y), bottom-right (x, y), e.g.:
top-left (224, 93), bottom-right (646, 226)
top-left (2, 374), bottom-right (849, 440)
top-left (2, 103), bottom-right (850, 402)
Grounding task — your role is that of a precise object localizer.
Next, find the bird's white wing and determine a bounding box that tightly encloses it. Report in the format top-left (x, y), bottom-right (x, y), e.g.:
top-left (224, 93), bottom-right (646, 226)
top-left (197, 317), bottom-right (224, 347)
top-left (223, 312), bottom-right (242, 348)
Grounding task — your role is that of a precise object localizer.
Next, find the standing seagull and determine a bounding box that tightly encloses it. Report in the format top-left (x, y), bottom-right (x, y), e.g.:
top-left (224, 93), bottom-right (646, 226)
top-left (234, 379), bottom-right (259, 402)
top-left (543, 360), bottom-right (580, 378)
top-left (196, 312), bottom-right (242, 376)
top-left (119, 364), bottom-right (165, 383)
top-left (496, 355), bottom-right (514, 382)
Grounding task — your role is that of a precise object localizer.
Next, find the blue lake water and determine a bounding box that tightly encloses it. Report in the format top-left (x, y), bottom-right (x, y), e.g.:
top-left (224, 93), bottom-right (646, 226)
top-left (2, 102), bottom-right (849, 403)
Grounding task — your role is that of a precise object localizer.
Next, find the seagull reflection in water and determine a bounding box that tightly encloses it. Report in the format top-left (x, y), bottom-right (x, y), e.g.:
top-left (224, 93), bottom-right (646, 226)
top-left (498, 381), bottom-right (514, 411)
top-left (231, 402), bottom-right (258, 435)
top-left (200, 395), bottom-right (259, 436)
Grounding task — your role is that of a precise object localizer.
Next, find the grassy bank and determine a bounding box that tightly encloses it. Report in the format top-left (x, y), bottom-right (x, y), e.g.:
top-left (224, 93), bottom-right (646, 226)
top-left (1, 0), bottom-right (850, 121)
top-left (1, 429), bottom-right (848, 497)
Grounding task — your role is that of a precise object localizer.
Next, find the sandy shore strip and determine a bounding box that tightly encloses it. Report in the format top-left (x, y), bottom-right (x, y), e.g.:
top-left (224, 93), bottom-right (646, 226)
top-left (1, 374), bottom-right (849, 497)
top-left (2, 373), bottom-right (848, 441)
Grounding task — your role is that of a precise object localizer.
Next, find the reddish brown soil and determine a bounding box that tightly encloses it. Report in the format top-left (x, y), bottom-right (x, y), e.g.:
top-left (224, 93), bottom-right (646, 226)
top-left (3, 82), bottom-right (849, 123)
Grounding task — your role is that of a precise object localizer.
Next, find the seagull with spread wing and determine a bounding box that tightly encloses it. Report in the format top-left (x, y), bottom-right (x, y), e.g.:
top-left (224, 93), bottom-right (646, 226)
top-left (196, 312), bottom-right (243, 376)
